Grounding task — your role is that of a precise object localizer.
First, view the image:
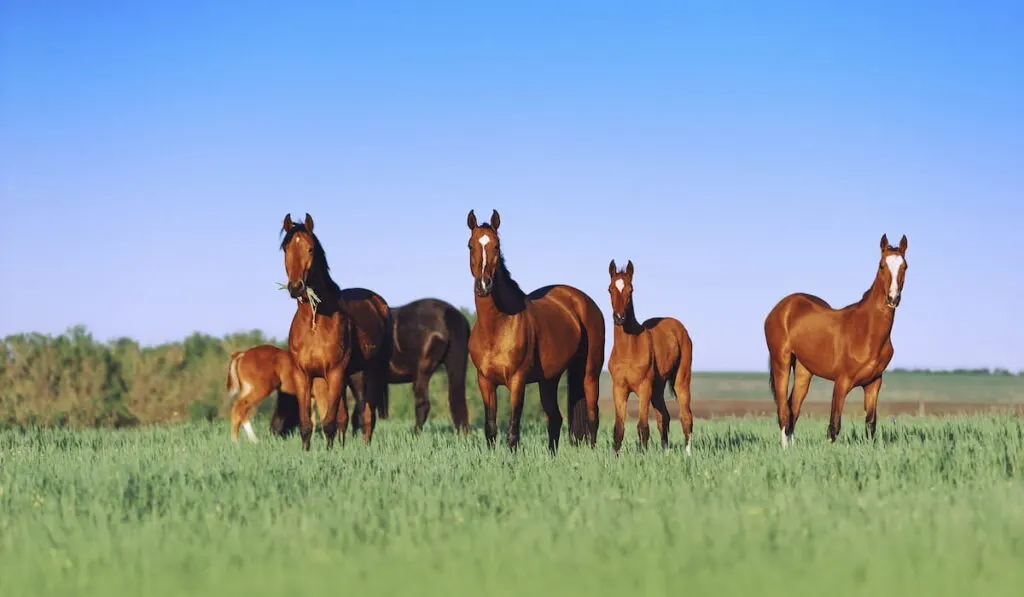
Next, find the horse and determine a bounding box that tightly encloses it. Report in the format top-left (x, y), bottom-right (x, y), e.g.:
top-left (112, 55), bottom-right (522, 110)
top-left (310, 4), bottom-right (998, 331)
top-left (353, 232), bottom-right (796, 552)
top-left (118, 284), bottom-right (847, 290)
top-left (606, 260), bottom-right (694, 455)
top-left (465, 209), bottom-right (605, 454)
top-left (225, 343), bottom-right (330, 442)
top-left (279, 213), bottom-right (392, 451)
top-left (764, 233), bottom-right (909, 448)
top-left (272, 298), bottom-right (472, 436)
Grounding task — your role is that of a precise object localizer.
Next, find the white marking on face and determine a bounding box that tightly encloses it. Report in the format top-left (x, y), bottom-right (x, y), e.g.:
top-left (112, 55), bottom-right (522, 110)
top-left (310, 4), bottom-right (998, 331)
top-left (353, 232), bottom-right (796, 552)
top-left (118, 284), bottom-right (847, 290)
top-left (614, 279), bottom-right (624, 292)
top-left (478, 235), bottom-right (491, 277)
top-left (884, 255), bottom-right (904, 299)
top-left (243, 421), bottom-right (257, 443)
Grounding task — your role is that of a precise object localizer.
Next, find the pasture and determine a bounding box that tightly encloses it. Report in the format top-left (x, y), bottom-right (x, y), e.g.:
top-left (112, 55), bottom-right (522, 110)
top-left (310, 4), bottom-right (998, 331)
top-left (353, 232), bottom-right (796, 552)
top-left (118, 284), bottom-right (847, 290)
top-left (2, 413), bottom-right (1022, 597)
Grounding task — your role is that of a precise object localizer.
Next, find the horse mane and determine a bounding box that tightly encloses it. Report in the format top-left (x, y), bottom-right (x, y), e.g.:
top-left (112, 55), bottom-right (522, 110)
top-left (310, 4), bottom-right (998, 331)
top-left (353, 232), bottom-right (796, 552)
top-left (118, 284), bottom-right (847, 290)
top-left (495, 253), bottom-right (525, 297)
top-left (280, 224), bottom-right (340, 295)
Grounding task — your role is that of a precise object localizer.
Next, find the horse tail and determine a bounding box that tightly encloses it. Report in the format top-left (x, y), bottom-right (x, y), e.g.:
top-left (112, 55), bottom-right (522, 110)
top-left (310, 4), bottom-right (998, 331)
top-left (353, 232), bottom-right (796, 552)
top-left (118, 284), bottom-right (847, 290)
top-left (226, 350), bottom-right (245, 396)
top-left (443, 305), bottom-right (472, 431)
top-left (376, 304), bottom-right (395, 420)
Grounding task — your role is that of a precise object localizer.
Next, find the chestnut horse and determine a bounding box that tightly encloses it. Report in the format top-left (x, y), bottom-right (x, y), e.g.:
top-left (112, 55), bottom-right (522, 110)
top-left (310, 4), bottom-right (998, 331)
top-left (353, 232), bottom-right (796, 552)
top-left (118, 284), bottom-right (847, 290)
top-left (274, 297), bottom-right (472, 436)
top-left (280, 213), bottom-right (392, 451)
top-left (765, 234), bottom-right (909, 447)
top-left (465, 209), bottom-right (605, 453)
top-left (225, 343), bottom-right (328, 443)
top-left (606, 260), bottom-right (694, 455)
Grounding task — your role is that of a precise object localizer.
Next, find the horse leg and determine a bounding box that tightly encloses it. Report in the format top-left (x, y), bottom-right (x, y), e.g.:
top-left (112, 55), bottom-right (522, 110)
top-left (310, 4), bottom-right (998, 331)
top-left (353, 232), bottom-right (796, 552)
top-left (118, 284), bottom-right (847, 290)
top-left (477, 373), bottom-right (498, 449)
top-left (412, 367), bottom-right (432, 434)
top-left (229, 383), bottom-right (267, 443)
top-left (293, 369), bottom-right (314, 451)
top-left (348, 375), bottom-right (364, 435)
top-left (505, 375), bottom-right (527, 452)
top-left (320, 366), bottom-right (346, 450)
top-left (863, 376), bottom-right (883, 440)
top-left (770, 352), bottom-right (793, 449)
top-left (538, 376), bottom-right (563, 455)
top-left (651, 378), bottom-right (671, 451)
top-left (611, 379), bottom-right (629, 454)
top-left (636, 379), bottom-right (655, 452)
top-left (360, 364), bottom-right (387, 445)
top-left (786, 360), bottom-right (813, 445)
top-left (413, 334), bottom-right (446, 433)
top-left (672, 364), bottom-right (693, 456)
top-left (828, 377), bottom-right (854, 442)
top-left (583, 367), bottom-right (601, 448)
top-left (270, 390), bottom-right (300, 438)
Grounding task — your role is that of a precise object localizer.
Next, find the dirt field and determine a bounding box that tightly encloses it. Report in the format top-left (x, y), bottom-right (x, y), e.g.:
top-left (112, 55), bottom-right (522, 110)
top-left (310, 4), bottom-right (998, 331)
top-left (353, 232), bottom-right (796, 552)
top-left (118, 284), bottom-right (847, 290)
top-left (599, 398), bottom-right (1024, 419)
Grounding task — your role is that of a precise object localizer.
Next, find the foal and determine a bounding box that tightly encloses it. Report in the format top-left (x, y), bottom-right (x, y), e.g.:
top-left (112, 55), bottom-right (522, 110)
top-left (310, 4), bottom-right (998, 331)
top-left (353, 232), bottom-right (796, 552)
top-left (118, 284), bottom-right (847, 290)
top-left (226, 343), bottom-right (327, 442)
top-left (765, 234), bottom-right (909, 447)
top-left (607, 260), bottom-right (695, 455)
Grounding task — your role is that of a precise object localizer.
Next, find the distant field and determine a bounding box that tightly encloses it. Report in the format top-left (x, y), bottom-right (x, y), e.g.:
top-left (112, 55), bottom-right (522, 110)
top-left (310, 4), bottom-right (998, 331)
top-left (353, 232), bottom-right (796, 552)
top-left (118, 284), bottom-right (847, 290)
top-left (1, 417), bottom-right (1021, 597)
top-left (597, 371), bottom-right (1024, 403)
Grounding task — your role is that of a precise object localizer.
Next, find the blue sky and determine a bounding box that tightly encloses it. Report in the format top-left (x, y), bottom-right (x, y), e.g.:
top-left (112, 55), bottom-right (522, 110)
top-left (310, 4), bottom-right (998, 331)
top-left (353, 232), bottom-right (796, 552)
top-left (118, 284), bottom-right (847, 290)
top-left (2, 0), bottom-right (1022, 371)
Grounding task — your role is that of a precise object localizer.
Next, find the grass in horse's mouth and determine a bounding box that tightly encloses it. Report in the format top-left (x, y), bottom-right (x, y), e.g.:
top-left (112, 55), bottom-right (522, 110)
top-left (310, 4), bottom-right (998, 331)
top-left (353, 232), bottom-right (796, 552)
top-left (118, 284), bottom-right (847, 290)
top-left (276, 282), bottom-right (322, 330)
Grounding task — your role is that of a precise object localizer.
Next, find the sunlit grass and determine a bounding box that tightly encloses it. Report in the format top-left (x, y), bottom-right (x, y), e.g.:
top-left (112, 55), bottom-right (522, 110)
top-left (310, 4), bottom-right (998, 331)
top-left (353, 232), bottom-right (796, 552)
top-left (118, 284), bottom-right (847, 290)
top-left (1, 416), bottom-right (1022, 597)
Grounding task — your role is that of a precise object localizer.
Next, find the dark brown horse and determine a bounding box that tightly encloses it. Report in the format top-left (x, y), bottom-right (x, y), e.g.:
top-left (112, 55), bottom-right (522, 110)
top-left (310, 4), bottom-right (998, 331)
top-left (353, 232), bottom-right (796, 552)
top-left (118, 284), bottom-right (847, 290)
top-left (465, 209), bottom-right (605, 453)
top-left (765, 234), bottom-right (909, 447)
top-left (280, 213), bottom-right (392, 450)
top-left (606, 260), bottom-right (694, 455)
top-left (272, 298), bottom-right (472, 436)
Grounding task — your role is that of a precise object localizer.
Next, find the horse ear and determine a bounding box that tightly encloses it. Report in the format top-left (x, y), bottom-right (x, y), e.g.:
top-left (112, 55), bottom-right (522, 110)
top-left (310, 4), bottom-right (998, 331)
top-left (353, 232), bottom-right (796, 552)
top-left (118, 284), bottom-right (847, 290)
top-left (283, 214), bottom-right (294, 232)
top-left (899, 234), bottom-right (908, 254)
top-left (467, 210), bottom-right (478, 230)
top-left (608, 259), bottom-right (617, 278)
top-left (625, 260), bottom-right (634, 278)
top-left (490, 209), bottom-right (501, 230)
top-left (304, 213), bottom-right (314, 233)
top-left (879, 234), bottom-right (889, 251)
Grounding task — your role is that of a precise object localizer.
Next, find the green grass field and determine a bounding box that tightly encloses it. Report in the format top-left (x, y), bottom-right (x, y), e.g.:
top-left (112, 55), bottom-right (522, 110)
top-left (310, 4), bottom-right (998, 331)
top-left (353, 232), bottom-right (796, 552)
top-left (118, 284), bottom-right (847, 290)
top-left (2, 415), bottom-right (1022, 597)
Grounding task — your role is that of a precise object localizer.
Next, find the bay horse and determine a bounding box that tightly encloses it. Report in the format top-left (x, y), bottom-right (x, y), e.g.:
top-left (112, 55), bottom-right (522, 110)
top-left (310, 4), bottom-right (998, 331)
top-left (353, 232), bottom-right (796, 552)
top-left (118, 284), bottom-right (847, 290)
top-left (225, 343), bottom-right (329, 443)
top-left (273, 298), bottom-right (472, 436)
top-left (280, 213), bottom-right (392, 451)
top-left (465, 209), bottom-right (605, 454)
top-left (765, 233), bottom-right (909, 447)
top-left (606, 260), bottom-right (694, 455)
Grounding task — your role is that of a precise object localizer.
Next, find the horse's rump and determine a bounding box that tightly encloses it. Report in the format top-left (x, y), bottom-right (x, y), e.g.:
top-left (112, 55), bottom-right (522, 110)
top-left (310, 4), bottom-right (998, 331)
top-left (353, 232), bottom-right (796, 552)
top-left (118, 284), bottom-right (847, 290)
top-left (339, 287), bottom-right (391, 365)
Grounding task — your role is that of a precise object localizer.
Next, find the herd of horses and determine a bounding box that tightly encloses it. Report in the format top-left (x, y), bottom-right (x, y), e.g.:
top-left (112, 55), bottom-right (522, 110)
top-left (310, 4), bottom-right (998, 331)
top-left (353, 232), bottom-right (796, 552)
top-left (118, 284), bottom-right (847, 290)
top-left (225, 209), bottom-right (909, 454)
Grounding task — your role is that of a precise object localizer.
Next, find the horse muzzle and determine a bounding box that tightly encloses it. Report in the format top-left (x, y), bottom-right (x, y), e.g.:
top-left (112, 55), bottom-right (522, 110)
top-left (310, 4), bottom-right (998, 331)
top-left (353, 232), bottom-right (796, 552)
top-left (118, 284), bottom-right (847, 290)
top-left (475, 277), bottom-right (494, 297)
top-left (612, 313), bottom-right (626, 326)
top-left (886, 294), bottom-right (901, 308)
top-left (287, 281), bottom-right (305, 299)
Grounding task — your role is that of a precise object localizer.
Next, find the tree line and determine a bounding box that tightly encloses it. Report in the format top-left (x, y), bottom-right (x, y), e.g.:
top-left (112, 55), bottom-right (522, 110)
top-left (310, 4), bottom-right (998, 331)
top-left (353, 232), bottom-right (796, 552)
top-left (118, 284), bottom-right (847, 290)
top-left (1, 318), bottom-right (1020, 430)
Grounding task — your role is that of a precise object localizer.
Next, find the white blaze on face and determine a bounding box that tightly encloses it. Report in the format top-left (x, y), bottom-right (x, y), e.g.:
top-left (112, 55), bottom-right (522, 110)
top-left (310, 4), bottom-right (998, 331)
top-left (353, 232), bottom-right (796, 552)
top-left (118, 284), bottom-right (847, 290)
top-left (478, 234), bottom-right (491, 277)
top-left (614, 278), bottom-right (624, 292)
top-left (884, 255), bottom-right (904, 300)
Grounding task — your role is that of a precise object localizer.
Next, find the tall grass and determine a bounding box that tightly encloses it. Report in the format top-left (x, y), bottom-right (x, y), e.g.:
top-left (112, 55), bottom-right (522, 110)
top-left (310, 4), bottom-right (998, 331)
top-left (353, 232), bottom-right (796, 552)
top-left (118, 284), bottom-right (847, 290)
top-left (1, 416), bottom-right (1022, 597)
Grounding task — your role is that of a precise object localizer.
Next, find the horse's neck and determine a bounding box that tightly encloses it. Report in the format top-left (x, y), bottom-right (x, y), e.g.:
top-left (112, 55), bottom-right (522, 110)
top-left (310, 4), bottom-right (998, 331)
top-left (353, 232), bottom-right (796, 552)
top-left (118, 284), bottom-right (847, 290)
top-left (618, 302), bottom-right (645, 337)
top-left (849, 275), bottom-right (896, 342)
top-left (474, 268), bottom-right (527, 333)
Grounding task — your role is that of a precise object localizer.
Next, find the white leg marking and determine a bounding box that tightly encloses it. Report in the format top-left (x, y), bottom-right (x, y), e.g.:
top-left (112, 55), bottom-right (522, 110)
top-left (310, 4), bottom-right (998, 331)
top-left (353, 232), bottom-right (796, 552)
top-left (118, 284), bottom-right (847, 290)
top-left (614, 278), bottom-right (624, 291)
top-left (781, 428), bottom-right (789, 449)
top-left (885, 255), bottom-right (904, 300)
top-left (685, 441), bottom-right (692, 457)
top-left (243, 420), bottom-right (257, 443)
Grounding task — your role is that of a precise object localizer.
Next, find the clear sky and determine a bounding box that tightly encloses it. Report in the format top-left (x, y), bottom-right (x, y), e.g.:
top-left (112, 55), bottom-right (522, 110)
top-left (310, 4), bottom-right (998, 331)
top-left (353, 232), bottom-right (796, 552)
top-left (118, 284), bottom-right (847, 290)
top-left (2, 0), bottom-right (1022, 371)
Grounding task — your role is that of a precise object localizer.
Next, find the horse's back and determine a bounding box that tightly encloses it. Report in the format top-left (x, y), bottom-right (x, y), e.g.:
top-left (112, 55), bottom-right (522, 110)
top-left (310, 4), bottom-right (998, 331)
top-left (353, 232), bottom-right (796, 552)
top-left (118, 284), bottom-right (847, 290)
top-left (527, 284), bottom-right (605, 376)
top-left (339, 287), bottom-right (391, 363)
top-left (644, 316), bottom-right (691, 376)
top-left (766, 292), bottom-right (833, 327)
